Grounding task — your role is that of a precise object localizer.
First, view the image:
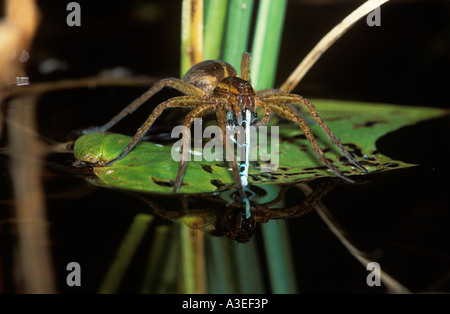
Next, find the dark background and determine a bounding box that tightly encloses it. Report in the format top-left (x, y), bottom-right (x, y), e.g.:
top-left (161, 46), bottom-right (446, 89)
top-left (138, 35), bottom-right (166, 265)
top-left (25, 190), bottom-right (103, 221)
top-left (28, 0), bottom-right (450, 107)
top-left (1, 0), bottom-right (449, 293)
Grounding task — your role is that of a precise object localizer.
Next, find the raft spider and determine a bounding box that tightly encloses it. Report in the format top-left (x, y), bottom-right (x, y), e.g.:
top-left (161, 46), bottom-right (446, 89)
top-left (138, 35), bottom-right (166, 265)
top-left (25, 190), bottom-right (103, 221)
top-left (84, 52), bottom-right (367, 204)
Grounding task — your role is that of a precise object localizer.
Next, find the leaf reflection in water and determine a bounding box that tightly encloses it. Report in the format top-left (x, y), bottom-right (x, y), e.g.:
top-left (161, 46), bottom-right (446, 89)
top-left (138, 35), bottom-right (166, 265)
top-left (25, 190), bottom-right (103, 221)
top-left (127, 177), bottom-right (340, 243)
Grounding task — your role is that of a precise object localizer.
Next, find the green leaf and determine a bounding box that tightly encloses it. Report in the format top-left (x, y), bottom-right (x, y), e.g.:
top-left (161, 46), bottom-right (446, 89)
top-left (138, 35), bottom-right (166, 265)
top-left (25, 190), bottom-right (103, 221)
top-left (74, 100), bottom-right (447, 194)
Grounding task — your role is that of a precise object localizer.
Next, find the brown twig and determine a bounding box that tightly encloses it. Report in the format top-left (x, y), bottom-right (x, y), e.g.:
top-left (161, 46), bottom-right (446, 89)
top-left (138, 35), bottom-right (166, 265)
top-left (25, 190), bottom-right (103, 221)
top-left (280, 0), bottom-right (390, 93)
top-left (0, 0), bottom-right (57, 293)
top-left (297, 183), bottom-right (410, 294)
top-left (7, 95), bottom-right (57, 293)
top-left (1, 76), bottom-right (158, 100)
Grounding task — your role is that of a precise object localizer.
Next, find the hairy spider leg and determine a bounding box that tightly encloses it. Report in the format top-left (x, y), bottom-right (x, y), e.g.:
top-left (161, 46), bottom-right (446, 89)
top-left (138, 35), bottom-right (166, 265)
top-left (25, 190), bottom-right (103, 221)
top-left (173, 103), bottom-right (216, 192)
top-left (84, 78), bottom-right (204, 133)
top-left (262, 91), bottom-right (368, 173)
top-left (255, 179), bottom-right (339, 222)
top-left (267, 102), bottom-right (355, 183)
top-left (105, 96), bottom-right (204, 166)
top-left (254, 98), bottom-right (271, 127)
top-left (257, 89), bottom-right (311, 123)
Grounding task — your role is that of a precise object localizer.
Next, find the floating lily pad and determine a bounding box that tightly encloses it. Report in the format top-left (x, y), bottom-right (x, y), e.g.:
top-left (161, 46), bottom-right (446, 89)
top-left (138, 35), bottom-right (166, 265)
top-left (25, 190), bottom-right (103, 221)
top-left (74, 100), bottom-right (447, 194)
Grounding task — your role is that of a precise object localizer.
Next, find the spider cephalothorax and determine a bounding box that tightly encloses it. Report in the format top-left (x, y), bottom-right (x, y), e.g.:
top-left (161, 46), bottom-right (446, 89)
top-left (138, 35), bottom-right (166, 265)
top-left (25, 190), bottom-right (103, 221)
top-left (85, 52), bottom-right (367, 205)
top-left (213, 206), bottom-right (257, 243)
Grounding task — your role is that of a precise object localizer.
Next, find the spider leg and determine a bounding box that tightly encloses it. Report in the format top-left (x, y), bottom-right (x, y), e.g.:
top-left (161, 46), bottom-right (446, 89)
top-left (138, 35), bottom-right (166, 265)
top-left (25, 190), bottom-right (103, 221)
top-left (216, 104), bottom-right (247, 201)
top-left (240, 52), bottom-right (251, 81)
top-left (256, 89), bottom-right (277, 97)
top-left (173, 103), bottom-right (216, 193)
top-left (254, 98), bottom-right (271, 127)
top-left (84, 78), bottom-right (204, 133)
top-left (105, 96), bottom-right (203, 166)
top-left (267, 101), bottom-right (355, 183)
top-left (254, 179), bottom-right (339, 222)
top-left (257, 89), bottom-right (308, 120)
top-left (262, 91), bottom-right (368, 173)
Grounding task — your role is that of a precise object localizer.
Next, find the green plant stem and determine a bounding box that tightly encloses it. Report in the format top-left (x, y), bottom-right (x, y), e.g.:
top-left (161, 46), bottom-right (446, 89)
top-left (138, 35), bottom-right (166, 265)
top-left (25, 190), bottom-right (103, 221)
top-left (250, 0), bottom-right (287, 89)
top-left (180, 222), bottom-right (195, 293)
top-left (180, 218), bottom-right (206, 293)
top-left (234, 238), bottom-right (265, 293)
top-left (249, 0), bottom-right (297, 294)
top-left (204, 0), bottom-right (229, 60)
top-left (140, 225), bottom-right (171, 293)
top-left (222, 0), bottom-right (255, 71)
top-left (180, 0), bottom-right (207, 294)
top-left (180, 0), bottom-right (191, 76)
top-left (98, 214), bottom-right (153, 294)
top-left (180, 0), bottom-right (204, 76)
top-left (261, 220), bottom-right (298, 293)
top-left (205, 236), bottom-right (236, 293)
top-left (157, 224), bottom-right (180, 293)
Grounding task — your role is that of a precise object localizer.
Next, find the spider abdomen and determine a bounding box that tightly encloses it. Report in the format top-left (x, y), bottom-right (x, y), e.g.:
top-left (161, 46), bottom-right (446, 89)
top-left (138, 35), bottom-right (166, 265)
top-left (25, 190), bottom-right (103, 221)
top-left (182, 60), bottom-right (238, 94)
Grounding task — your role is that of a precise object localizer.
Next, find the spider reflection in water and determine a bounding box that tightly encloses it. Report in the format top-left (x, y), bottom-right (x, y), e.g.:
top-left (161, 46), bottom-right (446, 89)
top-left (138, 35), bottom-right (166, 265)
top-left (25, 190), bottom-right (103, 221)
top-left (84, 52), bottom-right (367, 216)
top-left (137, 179), bottom-right (339, 243)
